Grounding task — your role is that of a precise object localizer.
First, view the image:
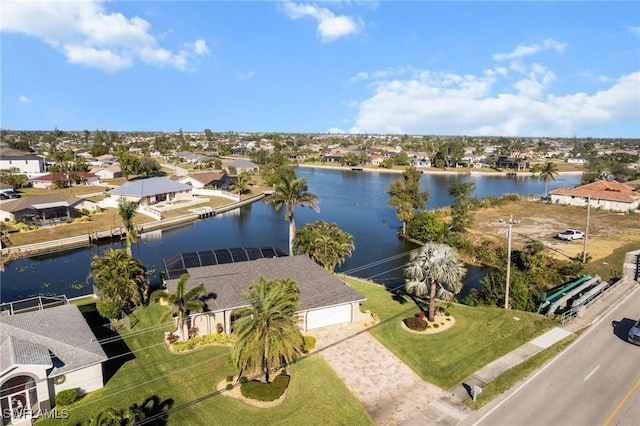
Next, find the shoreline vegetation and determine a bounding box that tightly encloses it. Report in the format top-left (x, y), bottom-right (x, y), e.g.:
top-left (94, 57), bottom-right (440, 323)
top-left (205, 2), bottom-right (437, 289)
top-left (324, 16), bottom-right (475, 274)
top-left (0, 163), bottom-right (583, 263)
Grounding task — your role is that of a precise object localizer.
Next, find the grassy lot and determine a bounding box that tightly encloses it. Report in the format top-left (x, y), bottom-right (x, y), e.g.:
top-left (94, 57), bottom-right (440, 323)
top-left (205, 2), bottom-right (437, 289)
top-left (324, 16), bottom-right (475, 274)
top-left (39, 302), bottom-right (371, 426)
top-left (340, 275), bottom-right (557, 390)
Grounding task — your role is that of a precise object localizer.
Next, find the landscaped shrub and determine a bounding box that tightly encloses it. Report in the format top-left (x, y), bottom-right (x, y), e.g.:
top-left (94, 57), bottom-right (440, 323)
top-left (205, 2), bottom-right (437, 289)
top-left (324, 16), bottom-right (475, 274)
top-left (170, 333), bottom-right (234, 352)
top-left (403, 316), bottom-right (427, 331)
top-left (239, 376), bottom-right (248, 384)
top-left (303, 335), bottom-right (316, 353)
top-left (226, 375), bottom-right (234, 383)
top-left (240, 374), bottom-right (290, 402)
top-left (96, 299), bottom-right (124, 319)
top-left (55, 389), bottom-right (77, 406)
top-left (225, 383), bottom-right (233, 391)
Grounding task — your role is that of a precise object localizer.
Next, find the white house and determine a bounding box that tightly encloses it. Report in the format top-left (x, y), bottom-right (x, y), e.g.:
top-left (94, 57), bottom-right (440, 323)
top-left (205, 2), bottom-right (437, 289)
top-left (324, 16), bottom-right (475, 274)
top-left (104, 177), bottom-right (193, 207)
top-left (0, 300), bottom-right (107, 423)
top-left (162, 249), bottom-right (368, 337)
top-left (550, 181), bottom-right (640, 212)
top-left (0, 149), bottom-right (46, 176)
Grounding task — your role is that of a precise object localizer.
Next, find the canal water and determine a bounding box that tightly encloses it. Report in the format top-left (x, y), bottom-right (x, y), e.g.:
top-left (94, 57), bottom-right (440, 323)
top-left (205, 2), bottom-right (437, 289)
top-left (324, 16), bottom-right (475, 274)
top-left (0, 168), bottom-right (582, 303)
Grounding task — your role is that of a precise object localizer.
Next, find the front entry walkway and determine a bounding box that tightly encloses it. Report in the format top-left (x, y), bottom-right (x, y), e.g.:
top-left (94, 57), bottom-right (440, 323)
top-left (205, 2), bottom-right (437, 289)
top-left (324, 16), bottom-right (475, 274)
top-left (311, 323), bottom-right (445, 425)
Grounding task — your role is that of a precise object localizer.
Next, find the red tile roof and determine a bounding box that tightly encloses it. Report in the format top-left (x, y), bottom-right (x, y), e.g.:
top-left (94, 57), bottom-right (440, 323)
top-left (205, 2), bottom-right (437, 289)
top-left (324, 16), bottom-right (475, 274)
top-left (550, 180), bottom-right (640, 203)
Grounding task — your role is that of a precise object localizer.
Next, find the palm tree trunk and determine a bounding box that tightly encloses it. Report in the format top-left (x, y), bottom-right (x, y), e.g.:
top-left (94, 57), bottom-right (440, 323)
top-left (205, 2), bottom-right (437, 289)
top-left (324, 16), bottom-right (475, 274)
top-left (402, 220), bottom-right (407, 237)
top-left (288, 214), bottom-right (296, 256)
top-left (263, 339), bottom-right (270, 383)
top-left (428, 279), bottom-right (437, 322)
top-left (125, 233), bottom-right (132, 257)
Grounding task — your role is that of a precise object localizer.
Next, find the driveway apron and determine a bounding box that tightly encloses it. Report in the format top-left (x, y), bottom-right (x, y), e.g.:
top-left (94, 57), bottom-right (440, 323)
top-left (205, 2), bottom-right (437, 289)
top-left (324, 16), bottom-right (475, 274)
top-left (312, 323), bottom-right (445, 425)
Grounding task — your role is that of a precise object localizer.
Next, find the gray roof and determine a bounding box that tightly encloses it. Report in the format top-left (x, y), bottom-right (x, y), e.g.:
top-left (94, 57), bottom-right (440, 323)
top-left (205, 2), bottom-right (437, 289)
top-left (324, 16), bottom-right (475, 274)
top-left (164, 255), bottom-right (366, 313)
top-left (0, 304), bottom-right (107, 376)
top-left (0, 194), bottom-right (89, 213)
top-left (109, 177), bottom-right (191, 197)
top-left (223, 159), bottom-right (258, 169)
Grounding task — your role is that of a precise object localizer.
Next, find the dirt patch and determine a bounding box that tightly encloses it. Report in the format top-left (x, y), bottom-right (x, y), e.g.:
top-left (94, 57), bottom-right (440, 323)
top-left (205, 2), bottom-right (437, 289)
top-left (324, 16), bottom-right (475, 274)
top-left (471, 200), bottom-right (640, 263)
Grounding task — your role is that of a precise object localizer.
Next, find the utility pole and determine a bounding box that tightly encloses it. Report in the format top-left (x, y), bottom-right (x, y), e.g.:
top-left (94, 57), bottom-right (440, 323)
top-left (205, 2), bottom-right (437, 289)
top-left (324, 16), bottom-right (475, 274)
top-left (505, 215), bottom-right (514, 310)
top-left (583, 195), bottom-right (591, 263)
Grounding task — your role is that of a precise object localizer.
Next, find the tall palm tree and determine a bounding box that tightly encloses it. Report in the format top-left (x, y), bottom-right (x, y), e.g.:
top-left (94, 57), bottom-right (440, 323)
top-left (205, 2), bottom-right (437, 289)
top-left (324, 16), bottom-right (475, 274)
top-left (539, 161), bottom-right (559, 198)
top-left (293, 220), bottom-right (354, 272)
top-left (265, 170), bottom-right (320, 255)
top-left (117, 198), bottom-right (139, 256)
top-left (404, 243), bottom-right (467, 321)
top-left (230, 170), bottom-right (252, 195)
top-left (232, 278), bottom-right (304, 383)
top-left (151, 274), bottom-right (207, 340)
top-left (89, 248), bottom-right (148, 310)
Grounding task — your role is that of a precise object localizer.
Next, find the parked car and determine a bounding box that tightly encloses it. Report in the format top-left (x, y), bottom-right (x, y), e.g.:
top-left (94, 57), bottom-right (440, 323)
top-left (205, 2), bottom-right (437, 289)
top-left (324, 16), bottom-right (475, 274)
top-left (557, 229), bottom-right (584, 241)
top-left (629, 319), bottom-right (640, 346)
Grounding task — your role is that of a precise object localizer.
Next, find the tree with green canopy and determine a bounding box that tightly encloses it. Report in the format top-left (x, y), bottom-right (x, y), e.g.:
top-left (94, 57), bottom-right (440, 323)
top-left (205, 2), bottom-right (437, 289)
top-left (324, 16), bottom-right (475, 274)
top-left (151, 274), bottom-right (207, 341)
top-left (539, 161), bottom-right (559, 198)
top-left (89, 248), bottom-right (148, 312)
top-left (404, 243), bottom-right (467, 321)
top-left (265, 169), bottom-right (320, 254)
top-left (231, 278), bottom-right (304, 383)
top-left (387, 166), bottom-right (429, 237)
top-left (293, 220), bottom-right (354, 272)
top-left (117, 198), bottom-right (139, 256)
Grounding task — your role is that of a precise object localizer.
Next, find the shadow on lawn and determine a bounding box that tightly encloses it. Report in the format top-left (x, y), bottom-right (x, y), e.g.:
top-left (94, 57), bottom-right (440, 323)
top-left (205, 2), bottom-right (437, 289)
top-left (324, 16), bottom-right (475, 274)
top-left (133, 395), bottom-right (174, 425)
top-left (79, 303), bottom-right (135, 384)
top-left (386, 287), bottom-right (429, 314)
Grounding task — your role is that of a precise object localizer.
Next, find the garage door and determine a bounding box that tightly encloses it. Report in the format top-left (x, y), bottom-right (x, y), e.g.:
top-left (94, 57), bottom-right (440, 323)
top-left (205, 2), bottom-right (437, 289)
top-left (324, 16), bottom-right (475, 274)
top-left (306, 304), bottom-right (352, 330)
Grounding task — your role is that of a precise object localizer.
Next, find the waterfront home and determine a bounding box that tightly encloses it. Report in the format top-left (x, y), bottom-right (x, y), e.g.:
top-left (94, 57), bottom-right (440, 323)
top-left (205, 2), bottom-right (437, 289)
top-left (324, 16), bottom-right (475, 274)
top-left (104, 177), bottom-right (193, 207)
top-left (221, 159), bottom-right (259, 174)
top-left (0, 194), bottom-right (99, 225)
top-left (90, 164), bottom-right (122, 179)
top-left (172, 172), bottom-right (234, 190)
top-left (550, 181), bottom-right (640, 212)
top-left (161, 249), bottom-right (368, 337)
top-left (0, 298), bottom-right (107, 420)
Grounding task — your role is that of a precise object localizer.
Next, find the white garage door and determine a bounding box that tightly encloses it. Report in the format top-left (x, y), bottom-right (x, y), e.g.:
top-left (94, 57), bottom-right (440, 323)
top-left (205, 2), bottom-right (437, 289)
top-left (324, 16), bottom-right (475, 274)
top-left (306, 304), bottom-right (352, 330)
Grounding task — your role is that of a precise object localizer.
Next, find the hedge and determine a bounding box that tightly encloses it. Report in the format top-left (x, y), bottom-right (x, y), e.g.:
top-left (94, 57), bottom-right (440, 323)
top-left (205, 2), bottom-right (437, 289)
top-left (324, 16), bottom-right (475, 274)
top-left (171, 332), bottom-right (235, 352)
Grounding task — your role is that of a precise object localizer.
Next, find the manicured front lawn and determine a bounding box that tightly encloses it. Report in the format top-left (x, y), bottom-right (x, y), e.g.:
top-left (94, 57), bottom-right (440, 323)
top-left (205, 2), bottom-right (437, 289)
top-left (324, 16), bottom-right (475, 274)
top-left (341, 275), bottom-right (557, 390)
top-left (39, 302), bottom-right (371, 426)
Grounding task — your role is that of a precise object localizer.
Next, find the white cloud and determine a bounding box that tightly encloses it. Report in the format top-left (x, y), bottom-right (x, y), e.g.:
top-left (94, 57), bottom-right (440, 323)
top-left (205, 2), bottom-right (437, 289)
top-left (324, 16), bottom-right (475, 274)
top-left (240, 70), bottom-right (255, 80)
top-left (327, 127), bottom-right (346, 134)
top-left (493, 38), bottom-right (566, 61)
top-left (283, 2), bottom-right (363, 42)
top-left (349, 43), bottom-right (640, 137)
top-left (0, 0), bottom-right (207, 72)
top-left (19, 96), bottom-right (31, 104)
top-left (626, 25), bottom-right (640, 35)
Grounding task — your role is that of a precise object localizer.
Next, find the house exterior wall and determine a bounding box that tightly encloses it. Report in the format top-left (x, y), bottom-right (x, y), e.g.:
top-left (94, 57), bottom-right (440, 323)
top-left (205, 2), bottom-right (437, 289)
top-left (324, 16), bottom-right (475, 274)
top-left (0, 157), bottom-right (45, 175)
top-left (52, 364), bottom-right (104, 399)
top-left (0, 366), bottom-right (52, 415)
top-left (550, 194), bottom-right (638, 212)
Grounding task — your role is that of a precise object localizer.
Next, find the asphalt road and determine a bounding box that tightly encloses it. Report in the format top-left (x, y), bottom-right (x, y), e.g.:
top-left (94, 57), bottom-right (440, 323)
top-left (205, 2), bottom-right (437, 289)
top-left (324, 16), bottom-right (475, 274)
top-left (467, 286), bottom-right (640, 426)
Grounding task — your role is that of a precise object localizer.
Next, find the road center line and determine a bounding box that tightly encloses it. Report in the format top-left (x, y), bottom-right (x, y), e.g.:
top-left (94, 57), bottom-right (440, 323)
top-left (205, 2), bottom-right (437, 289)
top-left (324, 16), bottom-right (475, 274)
top-left (602, 378), bottom-right (640, 426)
top-left (584, 365), bottom-right (600, 381)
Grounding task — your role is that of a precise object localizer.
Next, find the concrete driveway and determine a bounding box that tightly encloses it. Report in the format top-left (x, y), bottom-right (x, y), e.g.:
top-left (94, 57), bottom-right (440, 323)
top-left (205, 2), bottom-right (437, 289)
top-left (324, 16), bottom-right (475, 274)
top-left (312, 323), bottom-right (445, 425)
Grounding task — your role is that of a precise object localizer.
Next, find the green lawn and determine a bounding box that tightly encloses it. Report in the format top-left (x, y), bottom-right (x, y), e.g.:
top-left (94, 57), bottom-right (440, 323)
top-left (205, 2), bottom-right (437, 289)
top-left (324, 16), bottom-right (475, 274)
top-left (340, 275), bottom-right (557, 389)
top-left (39, 302), bottom-right (371, 426)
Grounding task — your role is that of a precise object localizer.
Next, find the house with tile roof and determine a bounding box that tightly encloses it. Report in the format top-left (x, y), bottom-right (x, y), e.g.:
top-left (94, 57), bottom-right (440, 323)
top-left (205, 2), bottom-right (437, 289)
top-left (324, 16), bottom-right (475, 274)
top-left (0, 195), bottom-right (99, 225)
top-left (0, 302), bottom-right (108, 421)
top-left (173, 171), bottom-right (234, 190)
top-left (29, 172), bottom-right (101, 189)
top-left (162, 253), bottom-right (368, 337)
top-left (550, 180), bottom-right (640, 212)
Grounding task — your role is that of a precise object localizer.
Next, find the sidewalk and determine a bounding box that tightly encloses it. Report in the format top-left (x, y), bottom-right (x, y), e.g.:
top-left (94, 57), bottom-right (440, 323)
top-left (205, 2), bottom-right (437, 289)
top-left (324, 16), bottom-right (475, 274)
top-left (400, 270), bottom-right (639, 426)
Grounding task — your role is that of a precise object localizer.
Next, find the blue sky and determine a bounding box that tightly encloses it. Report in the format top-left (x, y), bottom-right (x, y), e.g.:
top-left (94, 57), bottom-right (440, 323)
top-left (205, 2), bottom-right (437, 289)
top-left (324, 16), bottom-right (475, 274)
top-left (2, 1), bottom-right (639, 138)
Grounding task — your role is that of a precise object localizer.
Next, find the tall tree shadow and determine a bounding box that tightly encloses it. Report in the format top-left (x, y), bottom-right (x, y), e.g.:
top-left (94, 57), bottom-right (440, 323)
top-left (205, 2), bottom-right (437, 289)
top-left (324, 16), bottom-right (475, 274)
top-left (132, 395), bottom-right (174, 425)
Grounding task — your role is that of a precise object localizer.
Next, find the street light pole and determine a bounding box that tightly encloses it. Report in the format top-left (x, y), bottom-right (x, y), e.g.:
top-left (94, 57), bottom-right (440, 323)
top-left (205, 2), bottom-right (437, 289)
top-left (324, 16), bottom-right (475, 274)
top-left (583, 195), bottom-right (591, 263)
top-left (505, 215), bottom-right (513, 310)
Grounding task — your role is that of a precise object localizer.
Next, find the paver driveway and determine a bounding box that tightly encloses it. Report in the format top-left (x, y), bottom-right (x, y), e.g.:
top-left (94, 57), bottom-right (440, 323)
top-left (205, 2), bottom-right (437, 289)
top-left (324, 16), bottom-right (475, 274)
top-left (312, 323), bottom-right (445, 425)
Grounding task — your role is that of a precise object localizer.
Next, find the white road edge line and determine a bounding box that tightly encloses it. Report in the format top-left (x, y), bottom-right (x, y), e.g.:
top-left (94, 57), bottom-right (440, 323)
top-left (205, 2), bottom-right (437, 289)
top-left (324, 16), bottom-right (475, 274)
top-left (471, 284), bottom-right (640, 426)
top-left (584, 365), bottom-right (600, 381)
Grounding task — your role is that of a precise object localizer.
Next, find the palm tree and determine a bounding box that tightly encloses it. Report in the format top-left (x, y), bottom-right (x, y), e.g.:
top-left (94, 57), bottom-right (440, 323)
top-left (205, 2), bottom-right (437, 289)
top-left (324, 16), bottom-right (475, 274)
top-left (265, 169), bottom-right (320, 255)
top-left (117, 198), bottom-right (139, 256)
top-left (89, 248), bottom-right (148, 310)
top-left (230, 170), bottom-right (252, 195)
top-left (151, 274), bottom-right (207, 341)
top-left (539, 161), bottom-right (559, 198)
top-left (404, 243), bottom-right (467, 322)
top-left (232, 277), bottom-right (304, 383)
top-left (293, 220), bottom-right (354, 272)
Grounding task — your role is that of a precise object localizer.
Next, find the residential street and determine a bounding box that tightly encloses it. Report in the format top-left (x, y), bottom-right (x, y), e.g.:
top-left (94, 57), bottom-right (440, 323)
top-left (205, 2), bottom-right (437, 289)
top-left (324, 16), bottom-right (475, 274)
top-left (464, 286), bottom-right (640, 426)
